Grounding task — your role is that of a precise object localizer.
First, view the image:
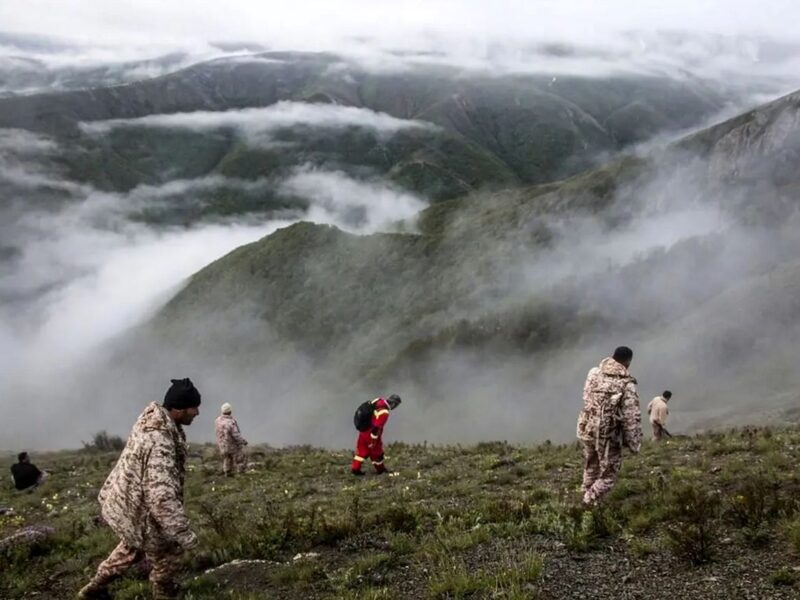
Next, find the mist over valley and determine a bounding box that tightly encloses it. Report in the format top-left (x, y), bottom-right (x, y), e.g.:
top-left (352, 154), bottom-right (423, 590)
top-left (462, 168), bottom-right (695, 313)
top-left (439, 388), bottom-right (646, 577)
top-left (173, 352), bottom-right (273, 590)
top-left (1, 1), bottom-right (799, 449)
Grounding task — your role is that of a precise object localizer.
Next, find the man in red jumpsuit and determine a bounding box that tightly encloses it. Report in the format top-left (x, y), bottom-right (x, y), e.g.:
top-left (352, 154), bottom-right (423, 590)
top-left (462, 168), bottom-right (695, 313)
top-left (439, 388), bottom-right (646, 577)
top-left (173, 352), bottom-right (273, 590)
top-left (351, 394), bottom-right (401, 475)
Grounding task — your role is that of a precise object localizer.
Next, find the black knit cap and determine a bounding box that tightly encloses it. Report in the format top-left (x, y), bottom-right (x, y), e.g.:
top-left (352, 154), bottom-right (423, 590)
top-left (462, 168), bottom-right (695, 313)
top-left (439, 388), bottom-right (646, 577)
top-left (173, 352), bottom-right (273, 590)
top-left (163, 378), bottom-right (202, 410)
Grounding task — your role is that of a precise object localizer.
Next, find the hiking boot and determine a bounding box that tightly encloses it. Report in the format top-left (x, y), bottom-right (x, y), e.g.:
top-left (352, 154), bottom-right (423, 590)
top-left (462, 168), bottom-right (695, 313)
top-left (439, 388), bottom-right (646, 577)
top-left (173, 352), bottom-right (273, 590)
top-left (351, 469), bottom-right (365, 476)
top-left (77, 582), bottom-right (112, 600)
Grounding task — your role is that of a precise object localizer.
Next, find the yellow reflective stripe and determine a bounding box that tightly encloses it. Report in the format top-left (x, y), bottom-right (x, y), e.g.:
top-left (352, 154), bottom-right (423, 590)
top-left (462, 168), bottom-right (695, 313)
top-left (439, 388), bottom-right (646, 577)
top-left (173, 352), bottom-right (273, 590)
top-left (370, 433), bottom-right (379, 439)
top-left (374, 410), bottom-right (390, 418)
top-left (353, 455), bottom-right (365, 462)
top-left (373, 460), bottom-right (384, 466)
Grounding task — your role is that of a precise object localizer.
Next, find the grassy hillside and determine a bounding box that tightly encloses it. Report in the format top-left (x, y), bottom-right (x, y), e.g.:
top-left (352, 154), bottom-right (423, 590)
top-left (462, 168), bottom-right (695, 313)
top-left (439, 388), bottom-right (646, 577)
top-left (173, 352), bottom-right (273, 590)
top-left (155, 153), bottom-right (652, 375)
top-left (3, 426), bottom-right (800, 598)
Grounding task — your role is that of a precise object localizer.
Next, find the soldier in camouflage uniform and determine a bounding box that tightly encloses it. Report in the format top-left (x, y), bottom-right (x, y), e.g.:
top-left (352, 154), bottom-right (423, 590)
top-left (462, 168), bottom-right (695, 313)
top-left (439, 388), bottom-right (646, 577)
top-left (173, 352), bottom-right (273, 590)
top-left (214, 402), bottom-right (248, 476)
top-left (79, 378), bottom-right (202, 600)
top-left (576, 346), bottom-right (642, 506)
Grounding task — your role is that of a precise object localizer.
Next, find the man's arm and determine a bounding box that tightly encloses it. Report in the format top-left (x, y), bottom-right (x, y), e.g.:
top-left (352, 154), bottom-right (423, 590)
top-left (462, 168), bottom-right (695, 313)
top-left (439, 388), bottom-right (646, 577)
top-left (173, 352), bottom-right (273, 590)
top-left (622, 381), bottom-right (642, 453)
top-left (230, 421), bottom-right (247, 446)
top-left (370, 406), bottom-right (390, 441)
top-left (582, 369), bottom-right (599, 406)
top-left (143, 433), bottom-right (197, 550)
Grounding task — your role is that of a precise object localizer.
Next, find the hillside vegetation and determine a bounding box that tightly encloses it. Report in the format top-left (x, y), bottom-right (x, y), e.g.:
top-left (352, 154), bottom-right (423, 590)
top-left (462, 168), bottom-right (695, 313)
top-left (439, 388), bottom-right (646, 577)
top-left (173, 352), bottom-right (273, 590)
top-left (3, 426), bottom-right (800, 598)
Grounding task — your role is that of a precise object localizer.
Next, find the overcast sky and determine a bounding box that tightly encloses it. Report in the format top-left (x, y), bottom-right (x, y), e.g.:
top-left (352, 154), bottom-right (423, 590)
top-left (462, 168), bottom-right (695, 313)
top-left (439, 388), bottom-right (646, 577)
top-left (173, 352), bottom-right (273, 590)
top-left (1, 1), bottom-right (798, 94)
top-left (2, 0), bottom-right (799, 46)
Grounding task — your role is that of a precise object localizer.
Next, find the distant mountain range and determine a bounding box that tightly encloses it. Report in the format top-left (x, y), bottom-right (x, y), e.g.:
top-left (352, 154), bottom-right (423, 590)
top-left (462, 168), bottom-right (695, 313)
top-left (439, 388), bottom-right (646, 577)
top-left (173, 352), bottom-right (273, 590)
top-left (2, 45), bottom-right (798, 443)
top-left (0, 51), bottom-right (727, 212)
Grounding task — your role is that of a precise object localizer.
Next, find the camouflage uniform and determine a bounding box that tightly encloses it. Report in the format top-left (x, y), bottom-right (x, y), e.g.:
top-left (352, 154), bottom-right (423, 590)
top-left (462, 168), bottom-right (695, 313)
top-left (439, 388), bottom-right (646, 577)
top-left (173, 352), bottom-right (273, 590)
top-left (576, 357), bottom-right (642, 505)
top-left (214, 413), bottom-right (247, 475)
top-left (80, 403), bottom-right (197, 599)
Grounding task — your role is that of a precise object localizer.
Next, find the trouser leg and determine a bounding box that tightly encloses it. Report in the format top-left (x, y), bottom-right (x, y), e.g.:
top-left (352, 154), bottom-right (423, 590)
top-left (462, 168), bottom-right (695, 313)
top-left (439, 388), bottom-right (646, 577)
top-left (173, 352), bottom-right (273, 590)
top-left (352, 433), bottom-right (372, 472)
top-left (583, 444), bottom-right (623, 505)
top-left (223, 453), bottom-right (234, 475)
top-left (581, 442), bottom-right (600, 495)
top-left (148, 548), bottom-right (184, 599)
top-left (370, 440), bottom-right (386, 473)
top-left (84, 540), bottom-right (141, 589)
top-left (234, 448), bottom-right (247, 473)
top-left (652, 423), bottom-right (663, 441)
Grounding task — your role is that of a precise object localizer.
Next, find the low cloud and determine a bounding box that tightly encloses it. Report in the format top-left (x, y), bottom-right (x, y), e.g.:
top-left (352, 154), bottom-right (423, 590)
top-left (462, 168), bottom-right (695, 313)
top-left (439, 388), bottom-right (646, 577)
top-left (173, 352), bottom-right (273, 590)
top-left (281, 167), bottom-right (427, 233)
top-left (79, 102), bottom-right (437, 142)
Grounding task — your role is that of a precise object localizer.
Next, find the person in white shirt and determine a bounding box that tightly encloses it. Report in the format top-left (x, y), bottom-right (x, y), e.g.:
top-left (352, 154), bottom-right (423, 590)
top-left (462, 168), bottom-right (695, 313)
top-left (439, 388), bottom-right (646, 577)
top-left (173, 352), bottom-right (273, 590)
top-left (647, 390), bottom-right (672, 441)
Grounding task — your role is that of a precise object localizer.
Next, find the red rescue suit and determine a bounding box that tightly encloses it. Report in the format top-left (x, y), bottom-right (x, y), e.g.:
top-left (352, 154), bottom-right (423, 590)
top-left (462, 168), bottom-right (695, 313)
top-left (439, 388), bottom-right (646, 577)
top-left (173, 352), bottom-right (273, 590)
top-left (351, 398), bottom-right (391, 473)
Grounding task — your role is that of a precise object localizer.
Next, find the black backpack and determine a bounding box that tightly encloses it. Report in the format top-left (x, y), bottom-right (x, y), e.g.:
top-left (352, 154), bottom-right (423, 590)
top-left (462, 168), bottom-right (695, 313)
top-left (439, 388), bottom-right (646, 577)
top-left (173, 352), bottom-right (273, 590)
top-left (353, 400), bottom-right (374, 431)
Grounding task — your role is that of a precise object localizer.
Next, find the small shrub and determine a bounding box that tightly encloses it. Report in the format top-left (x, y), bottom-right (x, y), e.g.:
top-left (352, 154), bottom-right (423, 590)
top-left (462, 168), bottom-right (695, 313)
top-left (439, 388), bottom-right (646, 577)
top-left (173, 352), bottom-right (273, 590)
top-left (625, 510), bottom-right (666, 534)
top-left (528, 487), bottom-right (551, 503)
top-left (478, 498), bottom-right (530, 524)
top-left (440, 525), bottom-right (491, 551)
top-left (736, 525), bottom-right (771, 549)
top-left (782, 517), bottom-right (800, 554)
top-left (350, 552), bottom-right (392, 580)
top-left (628, 537), bottom-right (658, 558)
top-left (382, 505), bottom-right (419, 533)
top-left (769, 567), bottom-right (797, 587)
top-left (387, 532), bottom-right (415, 557)
top-left (82, 431), bottom-right (125, 452)
top-left (428, 560), bottom-right (494, 598)
top-left (526, 505), bottom-right (600, 552)
top-left (663, 483), bottom-right (720, 566)
top-left (724, 472), bottom-right (782, 531)
top-left (428, 551), bottom-right (542, 599)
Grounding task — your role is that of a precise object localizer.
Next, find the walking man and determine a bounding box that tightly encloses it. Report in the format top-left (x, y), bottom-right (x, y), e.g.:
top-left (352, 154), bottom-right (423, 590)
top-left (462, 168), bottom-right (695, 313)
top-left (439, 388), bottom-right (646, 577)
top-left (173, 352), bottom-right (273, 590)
top-left (647, 390), bottom-right (672, 441)
top-left (351, 394), bottom-right (401, 475)
top-left (577, 347), bottom-right (642, 506)
top-left (215, 402), bottom-right (248, 476)
top-left (79, 378), bottom-right (201, 599)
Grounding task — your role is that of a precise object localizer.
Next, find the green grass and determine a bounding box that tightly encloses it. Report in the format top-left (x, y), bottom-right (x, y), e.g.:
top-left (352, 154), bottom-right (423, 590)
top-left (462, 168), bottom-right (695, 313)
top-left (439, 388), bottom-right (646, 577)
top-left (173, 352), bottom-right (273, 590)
top-left (3, 427), bottom-right (800, 598)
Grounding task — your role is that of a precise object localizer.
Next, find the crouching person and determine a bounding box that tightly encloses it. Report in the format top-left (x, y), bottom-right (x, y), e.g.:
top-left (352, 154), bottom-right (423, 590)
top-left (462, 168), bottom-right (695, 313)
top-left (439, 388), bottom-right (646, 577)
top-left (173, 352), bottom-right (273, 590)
top-left (215, 402), bottom-right (248, 476)
top-left (79, 378), bottom-right (201, 600)
top-left (10, 452), bottom-right (48, 491)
